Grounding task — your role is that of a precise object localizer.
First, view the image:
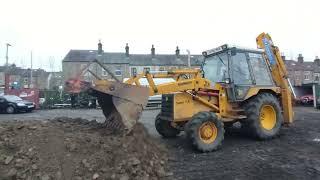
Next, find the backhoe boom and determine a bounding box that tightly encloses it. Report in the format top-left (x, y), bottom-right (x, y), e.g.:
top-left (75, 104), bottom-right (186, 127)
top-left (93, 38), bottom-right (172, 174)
top-left (256, 33), bottom-right (294, 124)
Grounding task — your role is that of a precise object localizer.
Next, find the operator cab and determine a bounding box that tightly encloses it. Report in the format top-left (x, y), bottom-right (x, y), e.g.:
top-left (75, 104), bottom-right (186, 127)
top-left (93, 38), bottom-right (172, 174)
top-left (202, 44), bottom-right (274, 101)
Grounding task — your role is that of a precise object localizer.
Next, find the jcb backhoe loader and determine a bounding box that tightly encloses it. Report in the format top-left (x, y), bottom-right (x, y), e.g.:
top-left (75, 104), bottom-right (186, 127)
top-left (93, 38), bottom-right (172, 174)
top-left (66, 33), bottom-right (294, 152)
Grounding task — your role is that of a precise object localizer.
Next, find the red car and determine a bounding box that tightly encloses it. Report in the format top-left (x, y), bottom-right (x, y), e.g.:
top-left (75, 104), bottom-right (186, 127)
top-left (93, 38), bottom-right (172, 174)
top-left (299, 95), bottom-right (314, 105)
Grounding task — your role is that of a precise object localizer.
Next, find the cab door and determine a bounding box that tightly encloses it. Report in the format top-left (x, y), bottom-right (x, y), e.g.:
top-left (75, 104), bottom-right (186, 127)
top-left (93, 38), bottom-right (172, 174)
top-left (229, 51), bottom-right (254, 101)
top-left (247, 53), bottom-right (273, 86)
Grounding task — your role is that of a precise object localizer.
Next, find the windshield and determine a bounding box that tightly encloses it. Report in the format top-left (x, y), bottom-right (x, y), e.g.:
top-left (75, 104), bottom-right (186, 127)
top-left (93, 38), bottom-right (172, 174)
top-left (202, 52), bottom-right (228, 84)
top-left (3, 95), bottom-right (23, 101)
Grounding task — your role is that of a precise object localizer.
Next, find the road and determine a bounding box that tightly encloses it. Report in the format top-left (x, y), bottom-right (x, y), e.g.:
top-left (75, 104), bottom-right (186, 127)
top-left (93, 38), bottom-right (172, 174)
top-left (0, 107), bottom-right (319, 180)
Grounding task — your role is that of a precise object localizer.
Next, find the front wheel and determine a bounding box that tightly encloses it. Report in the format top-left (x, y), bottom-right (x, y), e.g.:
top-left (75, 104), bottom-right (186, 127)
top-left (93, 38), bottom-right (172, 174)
top-left (155, 113), bottom-right (180, 138)
top-left (185, 112), bottom-right (224, 152)
top-left (6, 106), bottom-right (15, 114)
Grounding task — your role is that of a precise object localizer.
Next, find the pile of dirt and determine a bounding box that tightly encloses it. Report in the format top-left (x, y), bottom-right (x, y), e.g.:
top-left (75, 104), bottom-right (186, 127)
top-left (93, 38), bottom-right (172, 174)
top-left (0, 118), bottom-right (170, 180)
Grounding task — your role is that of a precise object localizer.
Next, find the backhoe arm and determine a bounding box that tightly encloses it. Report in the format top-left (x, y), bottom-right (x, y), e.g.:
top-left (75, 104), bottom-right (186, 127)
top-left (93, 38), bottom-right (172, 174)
top-left (256, 33), bottom-right (294, 124)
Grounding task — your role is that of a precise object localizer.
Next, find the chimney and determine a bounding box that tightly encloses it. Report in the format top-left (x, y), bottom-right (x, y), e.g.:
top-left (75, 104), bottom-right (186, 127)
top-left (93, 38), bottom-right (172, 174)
top-left (98, 40), bottom-right (103, 55)
top-left (175, 46), bottom-right (180, 57)
top-left (151, 45), bottom-right (155, 58)
top-left (297, 54), bottom-right (304, 63)
top-left (125, 43), bottom-right (129, 57)
top-left (314, 56), bottom-right (320, 66)
top-left (281, 52), bottom-right (285, 61)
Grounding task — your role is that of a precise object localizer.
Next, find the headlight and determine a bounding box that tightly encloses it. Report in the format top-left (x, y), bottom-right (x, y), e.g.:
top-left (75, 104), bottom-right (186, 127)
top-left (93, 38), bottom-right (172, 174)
top-left (17, 103), bottom-right (26, 106)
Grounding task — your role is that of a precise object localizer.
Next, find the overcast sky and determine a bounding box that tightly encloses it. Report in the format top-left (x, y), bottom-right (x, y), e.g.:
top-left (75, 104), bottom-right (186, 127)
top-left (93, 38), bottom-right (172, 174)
top-left (0, 0), bottom-right (319, 71)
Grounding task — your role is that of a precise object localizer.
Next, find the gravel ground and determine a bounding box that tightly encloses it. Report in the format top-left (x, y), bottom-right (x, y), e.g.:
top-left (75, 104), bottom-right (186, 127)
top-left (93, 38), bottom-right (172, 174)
top-left (0, 107), bottom-right (319, 180)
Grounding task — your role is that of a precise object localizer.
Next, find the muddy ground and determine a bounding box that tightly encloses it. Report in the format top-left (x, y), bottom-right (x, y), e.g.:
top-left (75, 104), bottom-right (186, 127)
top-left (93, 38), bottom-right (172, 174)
top-left (162, 107), bottom-right (320, 180)
top-left (0, 107), bottom-right (319, 180)
top-left (0, 118), bottom-right (169, 180)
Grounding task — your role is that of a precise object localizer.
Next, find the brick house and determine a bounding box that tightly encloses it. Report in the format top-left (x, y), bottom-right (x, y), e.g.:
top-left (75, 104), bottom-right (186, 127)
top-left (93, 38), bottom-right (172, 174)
top-left (284, 54), bottom-right (320, 86)
top-left (0, 64), bottom-right (63, 92)
top-left (62, 41), bottom-right (203, 82)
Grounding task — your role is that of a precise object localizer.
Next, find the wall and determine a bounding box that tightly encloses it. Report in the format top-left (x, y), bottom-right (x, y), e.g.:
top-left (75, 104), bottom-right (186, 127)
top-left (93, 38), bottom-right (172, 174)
top-left (128, 65), bottom-right (200, 77)
top-left (63, 60), bottom-right (202, 83)
top-left (0, 72), bottom-right (4, 86)
top-left (97, 63), bottom-right (129, 81)
top-left (63, 61), bottom-right (130, 82)
top-left (62, 61), bottom-right (85, 81)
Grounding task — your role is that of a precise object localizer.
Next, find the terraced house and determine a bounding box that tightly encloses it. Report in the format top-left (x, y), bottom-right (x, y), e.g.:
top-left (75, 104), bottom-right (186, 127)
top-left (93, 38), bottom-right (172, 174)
top-left (62, 42), bottom-right (320, 88)
top-left (62, 41), bottom-right (203, 82)
top-left (284, 54), bottom-right (320, 86)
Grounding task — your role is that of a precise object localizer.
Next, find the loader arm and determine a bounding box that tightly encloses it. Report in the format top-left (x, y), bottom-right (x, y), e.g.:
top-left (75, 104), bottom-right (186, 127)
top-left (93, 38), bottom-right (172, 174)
top-left (256, 33), bottom-right (294, 124)
top-left (91, 69), bottom-right (216, 131)
top-left (124, 69), bottom-right (211, 96)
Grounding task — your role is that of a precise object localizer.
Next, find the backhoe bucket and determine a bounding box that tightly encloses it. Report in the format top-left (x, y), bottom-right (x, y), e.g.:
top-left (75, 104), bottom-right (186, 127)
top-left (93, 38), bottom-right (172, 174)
top-left (89, 80), bottom-right (149, 132)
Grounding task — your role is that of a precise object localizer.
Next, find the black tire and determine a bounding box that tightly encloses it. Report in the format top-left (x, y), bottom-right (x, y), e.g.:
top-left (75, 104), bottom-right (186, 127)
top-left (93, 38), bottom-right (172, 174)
top-left (6, 106), bottom-right (15, 114)
top-left (185, 112), bottom-right (224, 152)
top-left (242, 93), bottom-right (283, 140)
top-left (155, 113), bottom-right (180, 138)
top-left (224, 122), bottom-right (234, 128)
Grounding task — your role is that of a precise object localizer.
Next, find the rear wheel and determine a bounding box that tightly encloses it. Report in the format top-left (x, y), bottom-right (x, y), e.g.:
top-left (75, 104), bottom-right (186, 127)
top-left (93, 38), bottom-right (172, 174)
top-left (6, 106), bottom-right (15, 114)
top-left (185, 112), bottom-right (224, 152)
top-left (242, 93), bottom-right (283, 139)
top-left (155, 113), bottom-right (180, 138)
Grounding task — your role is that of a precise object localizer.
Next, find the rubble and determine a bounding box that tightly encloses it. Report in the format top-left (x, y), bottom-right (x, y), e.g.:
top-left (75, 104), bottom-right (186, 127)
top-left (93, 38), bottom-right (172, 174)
top-left (0, 119), bottom-right (168, 179)
top-left (4, 156), bottom-right (13, 165)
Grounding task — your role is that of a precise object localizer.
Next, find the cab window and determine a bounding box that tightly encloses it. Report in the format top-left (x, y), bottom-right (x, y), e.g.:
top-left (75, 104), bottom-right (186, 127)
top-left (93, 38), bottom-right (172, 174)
top-left (249, 53), bottom-right (273, 85)
top-left (231, 52), bottom-right (252, 85)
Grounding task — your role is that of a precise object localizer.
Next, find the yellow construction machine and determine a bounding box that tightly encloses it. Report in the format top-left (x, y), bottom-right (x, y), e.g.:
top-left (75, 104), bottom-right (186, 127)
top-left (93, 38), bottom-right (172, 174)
top-left (67, 33), bottom-right (294, 152)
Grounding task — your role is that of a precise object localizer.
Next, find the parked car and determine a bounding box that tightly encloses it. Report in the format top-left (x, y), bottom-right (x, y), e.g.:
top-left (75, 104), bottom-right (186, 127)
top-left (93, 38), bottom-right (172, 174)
top-left (299, 94), bottom-right (314, 105)
top-left (0, 95), bottom-right (35, 113)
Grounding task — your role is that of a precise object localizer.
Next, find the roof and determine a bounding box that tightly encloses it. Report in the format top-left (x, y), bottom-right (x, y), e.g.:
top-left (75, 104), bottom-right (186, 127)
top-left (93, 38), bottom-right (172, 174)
top-left (203, 44), bottom-right (263, 57)
top-left (63, 50), bottom-right (98, 62)
top-left (63, 50), bottom-right (203, 66)
top-left (0, 65), bottom-right (49, 77)
top-left (285, 60), bottom-right (316, 71)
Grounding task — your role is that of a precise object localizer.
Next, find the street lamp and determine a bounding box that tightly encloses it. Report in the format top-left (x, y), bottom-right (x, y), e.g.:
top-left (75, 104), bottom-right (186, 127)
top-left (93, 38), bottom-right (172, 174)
top-left (4, 43), bottom-right (12, 92)
top-left (6, 43), bottom-right (12, 66)
top-left (186, 49), bottom-right (191, 68)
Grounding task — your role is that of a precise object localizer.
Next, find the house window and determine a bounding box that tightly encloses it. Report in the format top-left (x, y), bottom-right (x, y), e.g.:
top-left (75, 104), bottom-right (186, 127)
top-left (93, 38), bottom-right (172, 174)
top-left (114, 66), bottom-right (122, 76)
top-left (314, 73), bottom-right (320, 81)
top-left (159, 67), bottom-right (165, 71)
top-left (143, 67), bottom-right (150, 73)
top-left (304, 71), bottom-right (311, 80)
top-left (295, 71), bottom-right (301, 75)
top-left (131, 67), bottom-right (137, 76)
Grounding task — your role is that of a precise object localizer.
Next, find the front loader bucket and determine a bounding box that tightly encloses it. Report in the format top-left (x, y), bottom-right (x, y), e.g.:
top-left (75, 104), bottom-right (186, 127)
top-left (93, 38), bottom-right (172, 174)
top-left (89, 80), bottom-right (149, 132)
